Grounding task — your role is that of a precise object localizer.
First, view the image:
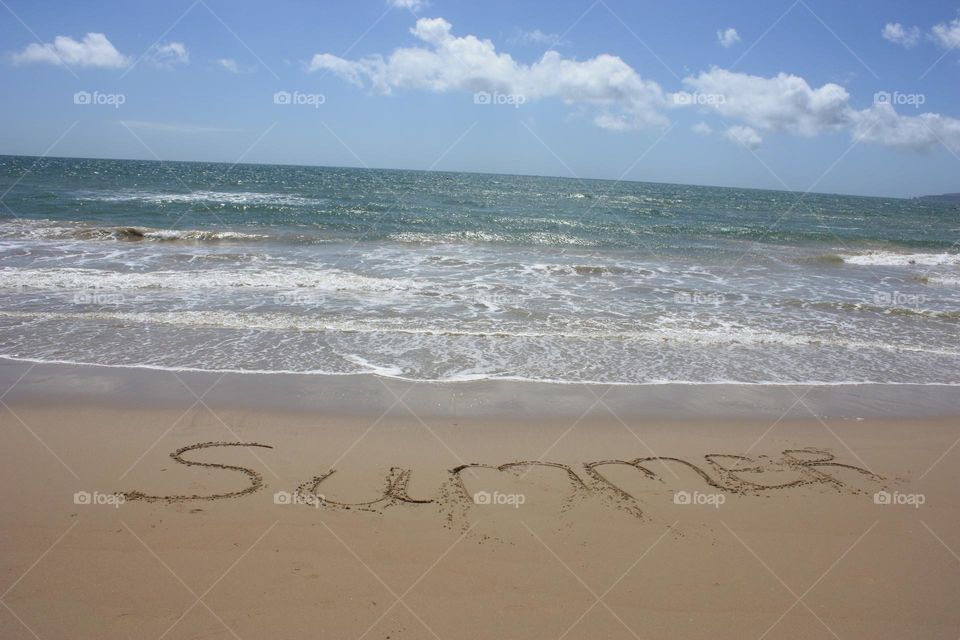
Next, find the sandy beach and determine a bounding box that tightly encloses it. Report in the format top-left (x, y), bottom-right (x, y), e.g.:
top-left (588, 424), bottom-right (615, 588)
top-left (1, 360), bottom-right (958, 639)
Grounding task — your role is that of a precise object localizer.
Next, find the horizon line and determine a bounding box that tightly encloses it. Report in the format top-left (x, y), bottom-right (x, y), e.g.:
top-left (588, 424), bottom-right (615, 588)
top-left (0, 151), bottom-right (941, 201)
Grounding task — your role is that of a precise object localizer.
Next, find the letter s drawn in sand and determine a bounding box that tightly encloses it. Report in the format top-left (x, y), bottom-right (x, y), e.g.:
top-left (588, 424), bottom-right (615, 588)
top-left (123, 441), bottom-right (273, 502)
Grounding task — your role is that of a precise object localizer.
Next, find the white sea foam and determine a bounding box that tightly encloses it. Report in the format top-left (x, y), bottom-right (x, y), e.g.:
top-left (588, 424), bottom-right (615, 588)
top-left (386, 230), bottom-right (597, 246)
top-left (342, 354), bottom-right (406, 377)
top-left (76, 189), bottom-right (322, 207)
top-left (388, 231), bottom-right (509, 244)
top-left (4, 352), bottom-right (960, 387)
top-left (0, 219), bottom-right (266, 242)
top-left (0, 267), bottom-right (420, 292)
top-left (841, 251), bottom-right (960, 266)
top-left (129, 229), bottom-right (265, 241)
top-left (923, 275), bottom-right (960, 287)
top-left (1, 309), bottom-right (956, 357)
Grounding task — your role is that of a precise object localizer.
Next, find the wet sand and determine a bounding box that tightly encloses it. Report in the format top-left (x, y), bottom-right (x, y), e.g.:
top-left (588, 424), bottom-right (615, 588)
top-left (1, 360), bottom-right (959, 639)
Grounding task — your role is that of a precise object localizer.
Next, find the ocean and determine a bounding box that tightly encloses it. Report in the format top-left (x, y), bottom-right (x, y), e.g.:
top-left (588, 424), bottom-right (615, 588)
top-left (0, 154), bottom-right (957, 385)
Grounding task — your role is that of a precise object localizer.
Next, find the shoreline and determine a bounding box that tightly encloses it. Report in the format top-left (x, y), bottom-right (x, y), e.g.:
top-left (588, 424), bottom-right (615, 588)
top-left (8, 353), bottom-right (960, 387)
top-left (3, 357), bottom-right (958, 422)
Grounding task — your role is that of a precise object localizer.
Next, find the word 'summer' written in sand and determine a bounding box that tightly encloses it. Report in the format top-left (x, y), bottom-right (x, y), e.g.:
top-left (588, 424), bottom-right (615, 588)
top-left (102, 442), bottom-right (901, 526)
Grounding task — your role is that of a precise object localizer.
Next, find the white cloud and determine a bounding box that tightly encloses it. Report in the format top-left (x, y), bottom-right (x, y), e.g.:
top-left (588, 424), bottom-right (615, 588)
top-left (724, 125), bottom-right (762, 150)
top-left (11, 32), bottom-right (129, 68)
top-left (692, 122), bottom-right (713, 136)
top-left (717, 28), bottom-right (741, 48)
top-left (683, 67), bottom-right (960, 152)
top-left (309, 17), bottom-right (669, 130)
top-left (881, 23), bottom-right (920, 48)
top-left (851, 104), bottom-right (960, 152)
top-left (509, 28), bottom-right (566, 47)
top-left (10, 34), bottom-right (190, 70)
top-left (683, 67), bottom-right (850, 136)
top-left (217, 58), bottom-right (240, 73)
top-left (930, 16), bottom-right (960, 49)
top-left (309, 53), bottom-right (371, 86)
top-left (309, 16), bottom-right (960, 153)
top-left (148, 42), bottom-right (189, 68)
top-left (389, 0), bottom-right (429, 11)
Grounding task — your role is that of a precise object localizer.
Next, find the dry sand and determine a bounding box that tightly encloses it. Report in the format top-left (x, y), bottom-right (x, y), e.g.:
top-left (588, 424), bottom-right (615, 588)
top-left (1, 363), bottom-right (959, 639)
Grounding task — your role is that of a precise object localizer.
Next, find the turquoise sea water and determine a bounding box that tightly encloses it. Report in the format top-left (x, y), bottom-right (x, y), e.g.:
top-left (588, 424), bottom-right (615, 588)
top-left (0, 155), bottom-right (958, 384)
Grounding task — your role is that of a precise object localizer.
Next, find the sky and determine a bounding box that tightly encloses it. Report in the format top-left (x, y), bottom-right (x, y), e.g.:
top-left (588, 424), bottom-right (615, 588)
top-left (1, 0), bottom-right (959, 197)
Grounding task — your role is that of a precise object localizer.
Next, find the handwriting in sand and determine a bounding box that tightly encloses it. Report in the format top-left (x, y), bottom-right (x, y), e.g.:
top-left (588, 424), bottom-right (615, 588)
top-left (121, 442), bottom-right (883, 523)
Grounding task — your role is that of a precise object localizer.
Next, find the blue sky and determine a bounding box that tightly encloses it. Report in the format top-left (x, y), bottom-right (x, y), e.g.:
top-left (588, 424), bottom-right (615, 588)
top-left (1, 0), bottom-right (959, 197)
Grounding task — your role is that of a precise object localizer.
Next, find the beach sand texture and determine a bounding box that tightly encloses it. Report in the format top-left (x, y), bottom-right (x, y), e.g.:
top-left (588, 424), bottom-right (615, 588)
top-left (1, 363), bottom-right (958, 639)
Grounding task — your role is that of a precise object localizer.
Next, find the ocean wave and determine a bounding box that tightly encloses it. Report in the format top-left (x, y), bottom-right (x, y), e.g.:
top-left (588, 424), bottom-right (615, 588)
top-left (919, 275), bottom-right (960, 287)
top-left (806, 253), bottom-right (845, 265)
top-left (0, 266), bottom-right (420, 292)
top-left (526, 263), bottom-right (636, 277)
top-left (781, 299), bottom-right (960, 320)
top-left (387, 230), bottom-right (597, 246)
top-left (119, 228), bottom-right (266, 241)
top-left (388, 231), bottom-right (509, 244)
top-left (840, 251), bottom-right (960, 266)
top-left (1, 309), bottom-right (956, 356)
top-left (0, 219), bottom-right (267, 243)
top-left (525, 232), bottom-right (598, 247)
top-left (76, 189), bottom-right (322, 207)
